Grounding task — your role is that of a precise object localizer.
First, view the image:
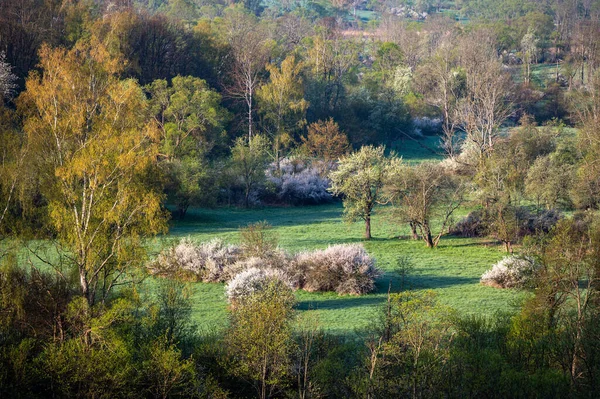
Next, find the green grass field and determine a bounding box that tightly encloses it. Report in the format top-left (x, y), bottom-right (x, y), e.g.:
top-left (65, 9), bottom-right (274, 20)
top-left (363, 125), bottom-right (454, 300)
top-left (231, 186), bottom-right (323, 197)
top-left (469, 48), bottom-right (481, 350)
top-left (160, 203), bottom-right (527, 334)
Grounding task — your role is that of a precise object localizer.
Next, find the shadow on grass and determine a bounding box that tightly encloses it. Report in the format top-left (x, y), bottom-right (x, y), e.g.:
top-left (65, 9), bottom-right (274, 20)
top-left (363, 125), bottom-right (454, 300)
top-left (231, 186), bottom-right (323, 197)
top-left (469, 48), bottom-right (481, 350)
top-left (297, 294), bottom-right (384, 311)
top-left (408, 274), bottom-right (479, 289)
top-left (170, 205), bottom-right (343, 235)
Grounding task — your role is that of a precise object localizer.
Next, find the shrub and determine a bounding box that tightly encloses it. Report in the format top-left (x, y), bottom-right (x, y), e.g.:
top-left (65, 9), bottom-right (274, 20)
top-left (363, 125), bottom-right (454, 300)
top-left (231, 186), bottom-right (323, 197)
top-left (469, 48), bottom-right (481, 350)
top-left (266, 158), bottom-right (333, 205)
top-left (225, 267), bottom-right (293, 304)
top-left (520, 209), bottom-right (562, 236)
top-left (295, 244), bottom-right (380, 295)
top-left (239, 221), bottom-right (279, 258)
top-left (450, 210), bottom-right (488, 238)
top-left (151, 239), bottom-right (380, 296)
top-left (480, 256), bottom-right (538, 288)
top-left (150, 238), bottom-right (241, 282)
top-left (451, 208), bottom-right (561, 239)
top-left (222, 250), bottom-right (293, 284)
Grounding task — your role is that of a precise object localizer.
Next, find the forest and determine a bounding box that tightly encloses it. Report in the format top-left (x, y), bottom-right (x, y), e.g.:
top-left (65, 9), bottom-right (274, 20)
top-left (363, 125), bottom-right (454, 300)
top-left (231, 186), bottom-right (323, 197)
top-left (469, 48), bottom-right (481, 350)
top-left (1, 0), bottom-right (600, 397)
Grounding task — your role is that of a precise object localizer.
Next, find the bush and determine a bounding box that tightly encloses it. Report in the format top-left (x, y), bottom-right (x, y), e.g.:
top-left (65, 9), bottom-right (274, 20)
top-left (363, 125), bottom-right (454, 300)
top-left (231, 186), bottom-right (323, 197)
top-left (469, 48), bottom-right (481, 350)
top-left (239, 221), bottom-right (279, 258)
top-left (480, 256), bottom-right (538, 288)
top-left (225, 267), bottom-right (293, 304)
top-left (151, 240), bottom-right (380, 296)
top-left (223, 251), bottom-right (293, 284)
top-left (451, 208), bottom-right (561, 239)
top-left (150, 238), bottom-right (241, 282)
top-left (450, 210), bottom-right (488, 238)
top-left (295, 244), bottom-right (380, 295)
top-left (266, 158), bottom-right (333, 205)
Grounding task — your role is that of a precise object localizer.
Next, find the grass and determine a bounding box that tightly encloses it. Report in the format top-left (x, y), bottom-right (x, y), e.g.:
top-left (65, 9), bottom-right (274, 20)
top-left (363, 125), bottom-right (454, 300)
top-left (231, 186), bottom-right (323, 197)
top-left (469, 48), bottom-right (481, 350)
top-left (160, 203), bottom-right (527, 334)
top-left (391, 135), bottom-right (444, 163)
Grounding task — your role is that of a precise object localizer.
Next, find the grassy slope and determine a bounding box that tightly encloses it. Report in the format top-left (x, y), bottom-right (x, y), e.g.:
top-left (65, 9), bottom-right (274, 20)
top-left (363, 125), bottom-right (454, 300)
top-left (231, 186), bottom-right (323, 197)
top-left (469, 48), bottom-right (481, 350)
top-left (162, 204), bottom-right (526, 334)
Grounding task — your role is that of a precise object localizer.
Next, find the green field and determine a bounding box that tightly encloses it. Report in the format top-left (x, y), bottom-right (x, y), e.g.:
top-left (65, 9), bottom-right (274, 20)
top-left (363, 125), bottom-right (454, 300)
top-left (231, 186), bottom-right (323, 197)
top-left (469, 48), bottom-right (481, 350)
top-left (161, 203), bottom-right (527, 334)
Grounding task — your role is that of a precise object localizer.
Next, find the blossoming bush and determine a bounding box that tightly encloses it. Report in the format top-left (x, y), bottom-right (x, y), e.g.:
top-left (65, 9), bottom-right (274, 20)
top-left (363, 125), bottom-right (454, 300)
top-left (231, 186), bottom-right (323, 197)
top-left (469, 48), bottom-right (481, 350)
top-left (266, 158), bottom-right (332, 205)
top-left (150, 238), bottom-right (241, 282)
top-left (152, 239), bottom-right (380, 296)
top-left (294, 244), bottom-right (380, 295)
top-left (480, 255), bottom-right (538, 288)
top-left (225, 267), bottom-right (293, 304)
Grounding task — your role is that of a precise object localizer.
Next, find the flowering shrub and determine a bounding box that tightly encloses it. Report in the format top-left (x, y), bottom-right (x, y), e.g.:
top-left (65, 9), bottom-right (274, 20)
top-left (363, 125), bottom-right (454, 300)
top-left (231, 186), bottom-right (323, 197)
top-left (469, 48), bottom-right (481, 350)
top-left (480, 256), bottom-right (538, 288)
top-left (223, 250), bottom-right (292, 283)
top-left (151, 239), bottom-right (380, 296)
top-left (295, 244), bottom-right (380, 295)
top-left (266, 158), bottom-right (332, 205)
top-left (450, 210), bottom-right (487, 238)
top-left (151, 238), bottom-right (241, 282)
top-left (412, 117), bottom-right (442, 136)
top-left (225, 267), bottom-right (293, 304)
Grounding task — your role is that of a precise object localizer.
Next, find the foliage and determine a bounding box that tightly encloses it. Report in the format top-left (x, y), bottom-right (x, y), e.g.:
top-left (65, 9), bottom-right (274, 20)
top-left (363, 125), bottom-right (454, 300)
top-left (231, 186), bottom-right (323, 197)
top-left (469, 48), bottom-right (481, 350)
top-left (329, 145), bottom-right (401, 239)
top-left (480, 255), bottom-right (538, 288)
top-left (19, 42), bottom-right (168, 307)
top-left (301, 119), bottom-right (350, 163)
top-left (230, 135), bottom-right (271, 208)
top-left (224, 280), bottom-right (296, 399)
top-left (239, 221), bottom-right (279, 258)
top-left (257, 54), bottom-right (308, 167)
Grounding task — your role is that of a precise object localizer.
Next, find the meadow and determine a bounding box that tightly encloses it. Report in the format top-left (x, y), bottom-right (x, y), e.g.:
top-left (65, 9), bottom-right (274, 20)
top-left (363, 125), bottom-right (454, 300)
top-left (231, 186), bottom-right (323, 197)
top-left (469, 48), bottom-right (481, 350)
top-left (161, 203), bottom-right (527, 334)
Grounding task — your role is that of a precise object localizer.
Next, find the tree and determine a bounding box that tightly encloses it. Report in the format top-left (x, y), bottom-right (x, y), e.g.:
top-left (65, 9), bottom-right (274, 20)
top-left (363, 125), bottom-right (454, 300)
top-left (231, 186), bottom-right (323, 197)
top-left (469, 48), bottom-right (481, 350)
top-left (329, 146), bottom-right (400, 239)
top-left (386, 162), bottom-right (465, 247)
top-left (301, 118), bottom-right (350, 163)
top-left (455, 31), bottom-right (513, 161)
top-left (146, 75), bottom-right (228, 218)
top-left (257, 55), bottom-right (308, 171)
top-left (225, 280), bottom-right (296, 399)
top-left (221, 8), bottom-right (273, 140)
top-left (19, 43), bottom-right (167, 308)
top-left (416, 41), bottom-right (465, 159)
top-left (230, 135), bottom-right (271, 208)
top-left (147, 75), bottom-right (228, 161)
top-left (525, 214), bottom-right (600, 385)
top-left (520, 29), bottom-right (539, 84)
top-left (0, 53), bottom-right (17, 102)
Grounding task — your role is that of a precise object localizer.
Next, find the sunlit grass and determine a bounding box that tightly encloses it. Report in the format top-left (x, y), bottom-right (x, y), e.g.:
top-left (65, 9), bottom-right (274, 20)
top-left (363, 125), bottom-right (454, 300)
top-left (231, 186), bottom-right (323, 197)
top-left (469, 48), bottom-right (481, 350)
top-left (163, 203), bottom-right (527, 334)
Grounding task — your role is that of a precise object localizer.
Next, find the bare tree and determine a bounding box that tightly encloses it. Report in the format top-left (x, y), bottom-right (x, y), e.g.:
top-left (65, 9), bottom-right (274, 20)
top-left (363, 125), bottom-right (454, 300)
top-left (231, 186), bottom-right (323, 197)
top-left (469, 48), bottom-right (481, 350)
top-left (415, 40), bottom-right (464, 159)
top-left (455, 31), bottom-right (513, 160)
top-left (0, 52), bottom-right (17, 102)
top-left (222, 9), bottom-right (273, 140)
top-left (386, 162), bottom-right (465, 248)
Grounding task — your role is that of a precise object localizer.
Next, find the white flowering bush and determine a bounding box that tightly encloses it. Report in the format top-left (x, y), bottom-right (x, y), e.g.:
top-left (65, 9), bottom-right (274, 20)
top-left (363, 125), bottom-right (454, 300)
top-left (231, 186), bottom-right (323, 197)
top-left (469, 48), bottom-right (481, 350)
top-left (480, 256), bottom-right (538, 288)
top-left (151, 238), bottom-right (241, 282)
top-left (223, 250), bottom-right (292, 282)
top-left (294, 244), bottom-right (380, 295)
top-left (151, 239), bottom-right (380, 296)
top-left (225, 267), bottom-right (293, 304)
top-left (266, 158), bottom-right (332, 205)
top-left (413, 117), bottom-right (442, 136)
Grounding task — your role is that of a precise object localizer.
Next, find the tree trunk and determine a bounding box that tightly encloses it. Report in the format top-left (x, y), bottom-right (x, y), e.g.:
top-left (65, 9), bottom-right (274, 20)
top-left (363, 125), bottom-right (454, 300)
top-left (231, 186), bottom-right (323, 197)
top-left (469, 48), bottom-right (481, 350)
top-left (245, 187), bottom-right (250, 208)
top-left (422, 222), bottom-right (434, 248)
top-left (79, 269), bottom-right (93, 308)
top-left (409, 222), bottom-right (419, 240)
top-left (365, 215), bottom-right (371, 240)
top-left (248, 90), bottom-right (253, 141)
